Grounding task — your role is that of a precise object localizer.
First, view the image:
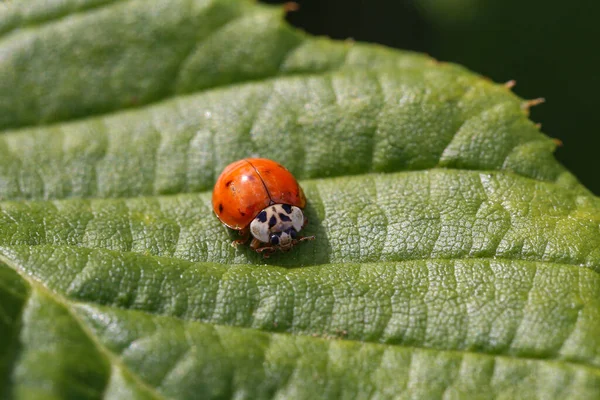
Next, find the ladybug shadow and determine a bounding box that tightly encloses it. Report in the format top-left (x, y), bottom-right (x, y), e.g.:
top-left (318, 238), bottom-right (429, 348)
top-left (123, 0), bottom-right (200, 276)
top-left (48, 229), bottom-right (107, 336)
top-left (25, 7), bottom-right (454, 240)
top-left (228, 201), bottom-right (331, 268)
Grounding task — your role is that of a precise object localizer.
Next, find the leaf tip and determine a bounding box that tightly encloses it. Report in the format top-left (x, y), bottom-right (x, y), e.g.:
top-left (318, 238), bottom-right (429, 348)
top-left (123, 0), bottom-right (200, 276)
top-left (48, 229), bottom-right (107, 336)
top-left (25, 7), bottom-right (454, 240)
top-left (504, 79), bottom-right (517, 89)
top-left (552, 137), bottom-right (564, 147)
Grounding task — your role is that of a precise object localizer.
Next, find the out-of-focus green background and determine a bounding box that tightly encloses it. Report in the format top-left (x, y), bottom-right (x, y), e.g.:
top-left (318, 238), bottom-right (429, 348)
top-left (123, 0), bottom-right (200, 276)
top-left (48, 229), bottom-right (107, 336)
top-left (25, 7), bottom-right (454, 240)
top-left (264, 0), bottom-right (600, 194)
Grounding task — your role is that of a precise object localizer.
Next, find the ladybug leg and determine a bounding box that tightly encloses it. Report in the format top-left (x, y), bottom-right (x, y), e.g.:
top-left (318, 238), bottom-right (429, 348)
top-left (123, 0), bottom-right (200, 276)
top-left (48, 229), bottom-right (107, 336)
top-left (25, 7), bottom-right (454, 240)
top-left (249, 238), bottom-right (262, 250)
top-left (255, 245), bottom-right (276, 258)
top-left (294, 235), bottom-right (316, 244)
top-left (231, 227), bottom-right (250, 247)
top-left (299, 217), bottom-right (315, 243)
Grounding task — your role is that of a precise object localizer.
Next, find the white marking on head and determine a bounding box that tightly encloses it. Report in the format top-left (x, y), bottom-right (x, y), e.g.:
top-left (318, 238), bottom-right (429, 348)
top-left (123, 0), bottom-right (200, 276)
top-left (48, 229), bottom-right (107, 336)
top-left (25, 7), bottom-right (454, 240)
top-left (249, 204), bottom-right (305, 246)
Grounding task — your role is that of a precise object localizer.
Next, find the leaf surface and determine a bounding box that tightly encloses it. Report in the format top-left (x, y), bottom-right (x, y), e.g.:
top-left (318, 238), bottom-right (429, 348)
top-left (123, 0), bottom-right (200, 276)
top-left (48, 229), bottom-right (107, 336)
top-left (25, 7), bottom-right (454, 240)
top-left (0, 1), bottom-right (598, 399)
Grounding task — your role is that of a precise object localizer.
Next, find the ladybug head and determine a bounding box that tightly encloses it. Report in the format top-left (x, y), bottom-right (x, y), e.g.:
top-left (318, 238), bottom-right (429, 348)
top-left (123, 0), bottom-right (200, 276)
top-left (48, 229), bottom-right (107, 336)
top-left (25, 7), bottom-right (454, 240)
top-left (249, 204), bottom-right (306, 250)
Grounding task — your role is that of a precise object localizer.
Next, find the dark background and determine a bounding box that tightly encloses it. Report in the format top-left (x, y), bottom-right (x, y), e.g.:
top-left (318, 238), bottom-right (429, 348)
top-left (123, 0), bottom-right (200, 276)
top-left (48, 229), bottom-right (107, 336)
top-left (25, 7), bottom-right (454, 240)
top-left (262, 0), bottom-right (600, 194)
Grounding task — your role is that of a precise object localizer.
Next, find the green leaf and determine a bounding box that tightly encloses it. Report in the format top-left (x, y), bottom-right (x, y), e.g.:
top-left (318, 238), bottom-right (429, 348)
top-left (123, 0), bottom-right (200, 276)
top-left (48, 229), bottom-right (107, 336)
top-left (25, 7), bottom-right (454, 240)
top-left (0, 69), bottom-right (585, 200)
top-left (1, 0), bottom-right (598, 399)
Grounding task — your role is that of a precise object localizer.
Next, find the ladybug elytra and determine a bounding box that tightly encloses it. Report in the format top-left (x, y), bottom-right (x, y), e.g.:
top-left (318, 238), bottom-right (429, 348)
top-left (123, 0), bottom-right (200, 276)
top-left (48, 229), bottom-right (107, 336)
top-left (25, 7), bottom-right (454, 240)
top-left (212, 158), bottom-right (314, 257)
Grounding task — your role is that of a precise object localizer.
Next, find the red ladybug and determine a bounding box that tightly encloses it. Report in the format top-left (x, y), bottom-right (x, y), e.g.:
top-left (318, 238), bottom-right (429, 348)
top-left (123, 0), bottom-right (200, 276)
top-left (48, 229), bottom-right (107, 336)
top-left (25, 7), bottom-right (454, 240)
top-left (212, 158), bottom-right (314, 257)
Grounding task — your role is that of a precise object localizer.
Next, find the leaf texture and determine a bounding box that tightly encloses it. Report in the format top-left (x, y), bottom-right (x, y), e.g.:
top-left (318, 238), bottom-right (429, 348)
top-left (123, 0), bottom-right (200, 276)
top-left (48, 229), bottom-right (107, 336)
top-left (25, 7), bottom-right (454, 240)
top-left (0, 71), bottom-right (584, 200)
top-left (0, 0), bottom-right (598, 399)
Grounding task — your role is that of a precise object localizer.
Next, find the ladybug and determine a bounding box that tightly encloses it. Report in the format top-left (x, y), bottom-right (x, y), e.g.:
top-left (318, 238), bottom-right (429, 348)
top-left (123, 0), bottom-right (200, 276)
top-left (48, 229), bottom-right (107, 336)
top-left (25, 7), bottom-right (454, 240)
top-left (212, 158), bottom-right (315, 257)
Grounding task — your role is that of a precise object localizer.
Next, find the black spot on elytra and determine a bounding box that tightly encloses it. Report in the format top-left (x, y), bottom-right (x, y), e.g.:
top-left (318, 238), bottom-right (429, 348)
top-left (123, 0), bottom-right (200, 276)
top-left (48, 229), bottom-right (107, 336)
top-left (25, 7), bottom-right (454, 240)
top-left (268, 215), bottom-right (277, 228)
top-left (279, 213), bottom-right (291, 222)
top-left (225, 180), bottom-right (233, 187)
top-left (218, 204), bottom-right (224, 214)
top-left (257, 210), bottom-right (267, 222)
top-left (239, 210), bottom-right (246, 217)
top-left (281, 204), bottom-right (292, 214)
